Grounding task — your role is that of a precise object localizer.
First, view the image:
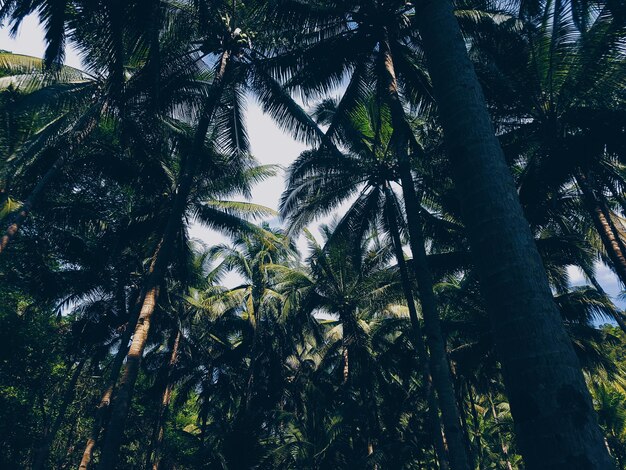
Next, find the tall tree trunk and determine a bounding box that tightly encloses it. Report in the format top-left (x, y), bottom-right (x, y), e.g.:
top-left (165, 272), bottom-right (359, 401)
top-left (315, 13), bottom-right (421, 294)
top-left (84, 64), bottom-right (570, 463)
top-left (146, 329), bottom-right (181, 470)
top-left (454, 378), bottom-right (475, 468)
top-left (32, 357), bottom-right (86, 470)
top-left (384, 189), bottom-right (450, 470)
top-left (0, 154), bottom-right (64, 255)
top-left (380, 36), bottom-right (469, 470)
top-left (576, 172), bottom-right (626, 287)
top-left (96, 51), bottom-right (231, 470)
top-left (416, 2), bottom-right (612, 468)
top-left (97, 285), bottom-right (160, 469)
top-left (78, 307), bottom-right (140, 470)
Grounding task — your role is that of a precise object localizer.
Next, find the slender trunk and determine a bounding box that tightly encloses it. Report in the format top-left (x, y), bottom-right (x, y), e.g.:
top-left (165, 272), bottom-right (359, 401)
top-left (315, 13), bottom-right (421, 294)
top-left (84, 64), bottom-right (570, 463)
top-left (342, 340), bottom-right (350, 385)
top-left (0, 154), bottom-right (64, 255)
top-left (455, 379), bottom-right (474, 468)
top-left (97, 51), bottom-right (231, 470)
top-left (417, 2), bottom-right (612, 467)
top-left (576, 172), bottom-right (626, 287)
top-left (400, 177), bottom-right (468, 470)
top-left (146, 329), bottom-right (181, 470)
top-left (62, 412), bottom-right (81, 469)
top-left (487, 394), bottom-right (513, 470)
top-left (32, 357), bottom-right (86, 470)
top-left (78, 307), bottom-right (140, 470)
top-left (97, 285), bottom-right (159, 469)
top-left (467, 384), bottom-right (483, 469)
top-left (368, 441), bottom-right (378, 470)
top-left (380, 37), bottom-right (469, 470)
top-left (341, 311), bottom-right (354, 386)
top-left (244, 293), bottom-right (262, 412)
top-left (385, 191), bottom-right (450, 470)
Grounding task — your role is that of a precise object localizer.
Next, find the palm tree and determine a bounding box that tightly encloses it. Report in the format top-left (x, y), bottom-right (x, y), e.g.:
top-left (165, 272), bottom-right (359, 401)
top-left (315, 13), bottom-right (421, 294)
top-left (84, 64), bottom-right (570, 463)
top-left (283, 224), bottom-right (399, 465)
top-left (414, 0), bottom-right (613, 466)
top-left (281, 95), bottom-right (459, 468)
top-left (269, 1), bottom-right (475, 462)
top-left (470, 1), bottom-right (626, 289)
top-left (97, 147), bottom-right (276, 468)
top-left (0, 52), bottom-right (106, 254)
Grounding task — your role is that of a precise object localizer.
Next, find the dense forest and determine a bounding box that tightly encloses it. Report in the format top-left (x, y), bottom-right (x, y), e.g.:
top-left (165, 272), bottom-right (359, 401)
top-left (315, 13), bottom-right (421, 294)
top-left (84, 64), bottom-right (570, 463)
top-left (1, 0), bottom-right (626, 468)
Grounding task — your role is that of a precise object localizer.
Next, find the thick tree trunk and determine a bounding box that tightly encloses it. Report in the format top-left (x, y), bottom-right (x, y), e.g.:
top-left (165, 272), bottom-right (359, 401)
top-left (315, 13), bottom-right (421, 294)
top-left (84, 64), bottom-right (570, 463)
top-left (32, 357), bottom-right (86, 470)
top-left (0, 154), bottom-right (64, 255)
top-left (78, 307), bottom-right (140, 470)
top-left (385, 190), bottom-right (450, 470)
top-left (380, 37), bottom-right (469, 470)
top-left (416, 2), bottom-right (612, 468)
top-left (576, 172), bottom-right (626, 287)
top-left (96, 51), bottom-right (231, 470)
top-left (146, 329), bottom-right (181, 470)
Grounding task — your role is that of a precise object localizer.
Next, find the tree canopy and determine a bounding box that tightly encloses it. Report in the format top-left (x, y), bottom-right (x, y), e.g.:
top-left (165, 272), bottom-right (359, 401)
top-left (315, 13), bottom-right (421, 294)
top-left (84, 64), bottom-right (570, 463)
top-left (1, 0), bottom-right (626, 469)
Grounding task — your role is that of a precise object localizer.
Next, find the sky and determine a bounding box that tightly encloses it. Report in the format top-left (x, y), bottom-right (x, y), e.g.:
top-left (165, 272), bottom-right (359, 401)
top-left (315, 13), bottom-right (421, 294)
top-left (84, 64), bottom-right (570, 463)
top-left (1, 16), bottom-right (624, 309)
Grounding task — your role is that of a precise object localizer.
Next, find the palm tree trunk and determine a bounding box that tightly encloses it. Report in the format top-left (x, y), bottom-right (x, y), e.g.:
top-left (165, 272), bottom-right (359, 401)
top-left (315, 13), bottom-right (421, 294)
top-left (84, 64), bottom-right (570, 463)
top-left (0, 154), bottom-right (64, 255)
top-left (78, 307), bottom-right (140, 470)
top-left (96, 51), bottom-right (231, 470)
top-left (416, 1), bottom-right (612, 467)
top-left (342, 341), bottom-right (350, 385)
top-left (399, 175), bottom-right (469, 470)
top-left (380, 37), bottom-right (469, 470)
top-left (467, 384), bottom-right (483, 468)
top-left (97, 284), bottom-right (160, 469)
top-left (146, 329), bottom-right (181, 470)
top-left (32, 357), bottom-right (86, 470)
top-left (576, 172), bottom-right (626, 287)
top-left (384, 189), bottom-right (450, 470)
top-left (454, 378), bottom-right (474, 468)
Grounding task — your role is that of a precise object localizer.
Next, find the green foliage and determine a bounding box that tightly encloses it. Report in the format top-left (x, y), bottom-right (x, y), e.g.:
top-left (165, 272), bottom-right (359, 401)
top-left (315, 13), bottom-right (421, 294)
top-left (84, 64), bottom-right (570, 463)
top-left (0, 0), bottom-right (626, 469)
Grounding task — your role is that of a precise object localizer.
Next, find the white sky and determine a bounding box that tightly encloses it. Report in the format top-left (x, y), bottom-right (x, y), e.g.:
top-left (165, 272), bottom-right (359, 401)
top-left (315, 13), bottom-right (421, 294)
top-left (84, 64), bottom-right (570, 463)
top-left (2, 17), bottom-right (624, 310)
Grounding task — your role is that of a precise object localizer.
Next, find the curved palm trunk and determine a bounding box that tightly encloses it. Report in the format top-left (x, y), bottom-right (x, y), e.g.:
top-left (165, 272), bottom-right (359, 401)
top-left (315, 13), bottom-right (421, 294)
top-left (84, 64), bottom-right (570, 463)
top-left (385, 190), bottom-right (449, 470)
top-left (381, 37), bottom-right (469, 470)
top-left (576, 172), bottom-right (626, 287)
top-left (416, 1), bottom-right (612, 468)
top-left (97, 51), bottom-right (231, 470)
top-left (78, 307), bottom-right (140, 470)
top-left (32, 357), bottom-right (86, 470)
top-left (97, 284), bottom-right (160, 469)
top-left (146, 329), bottom-right (181, 470)
top-left (0, 154), bottom-right (65, 255)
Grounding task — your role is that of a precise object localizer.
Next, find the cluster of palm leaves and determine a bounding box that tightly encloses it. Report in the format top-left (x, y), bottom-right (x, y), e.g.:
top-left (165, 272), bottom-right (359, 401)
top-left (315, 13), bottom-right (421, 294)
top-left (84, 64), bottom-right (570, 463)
top-left (1, 0), bottom-right (626, 469)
